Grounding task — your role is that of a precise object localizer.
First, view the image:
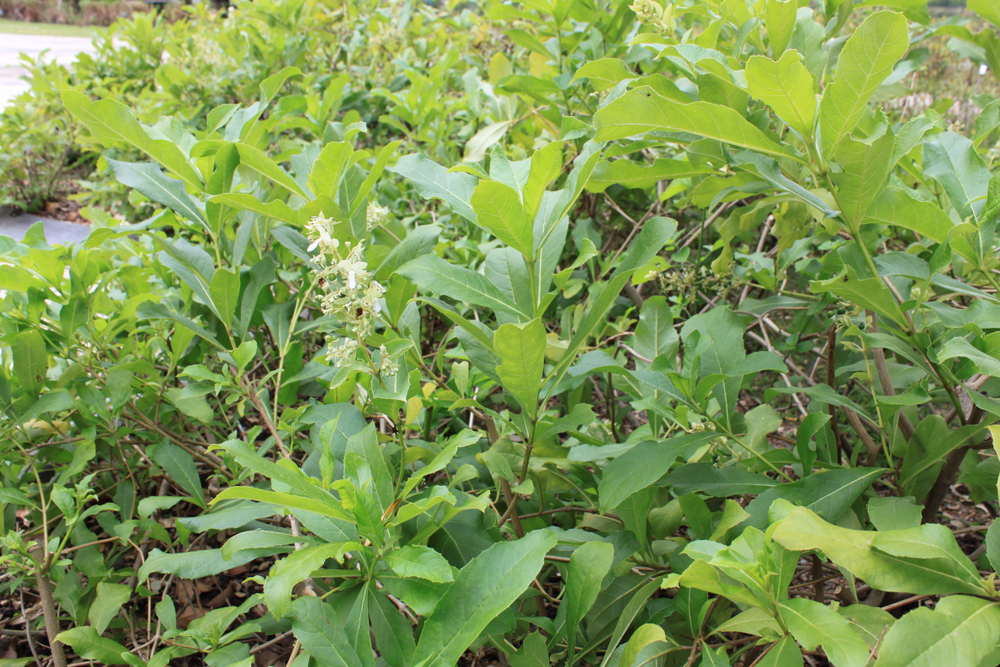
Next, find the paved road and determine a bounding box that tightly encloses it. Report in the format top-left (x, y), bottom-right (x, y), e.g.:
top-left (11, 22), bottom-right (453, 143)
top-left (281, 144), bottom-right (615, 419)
top-left (0, 32), bottom-right (95, 108)
top-left (0, 212), bottom-right (90, 244)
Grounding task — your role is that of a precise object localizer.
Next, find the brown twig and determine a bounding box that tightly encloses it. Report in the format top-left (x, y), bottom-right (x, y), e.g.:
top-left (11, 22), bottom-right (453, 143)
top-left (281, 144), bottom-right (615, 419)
top-left (28, 546), bottom-right (68, 667)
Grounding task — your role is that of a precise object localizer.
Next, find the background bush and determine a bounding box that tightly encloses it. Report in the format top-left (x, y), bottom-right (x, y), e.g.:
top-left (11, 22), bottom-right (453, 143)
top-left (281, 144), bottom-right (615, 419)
top-left (3, 0), bottom-right (1000, 666)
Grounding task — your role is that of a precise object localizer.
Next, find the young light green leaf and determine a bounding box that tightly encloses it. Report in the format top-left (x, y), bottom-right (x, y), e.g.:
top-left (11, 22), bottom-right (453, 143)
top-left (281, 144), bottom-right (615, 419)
top-left (779, 598), bottom-right (869, 667)
top-left (210, 268), bottom-right (240, 331)
top-left (868, 496), bottom-right (922, 532)
top-left (411, 530), bottom-right (557, 667)
top-left (55, 627), bottom-right (129, 666)
top-left (818, 11), bottom-right (909, 152)
top-left (573, 58), bottom-right (634, 91)
top-left (873, 596), bottom-right (1000, 667)
top-left (595, 87), bottom-right (797, 163)
top-left (765, 0), bottom-right (797, 55)
top-left (832, 133), bottom-right (895, 229)
top-left (745, 51), bottom-right (817, 138)
top-left (62, 90), bottom-right (202, 190)
top-left (210, 194), bottom-right (297, 224)
top-left (471, 180), bottom-right (534, 258)
top-left (495, 318), bottom-right (546, 421)
top-left (922, 131), bottom-right (991, 221)
top-left (620, 624), bottom-right (667, 667)
top-left (88, 582), bottom-right (132, 635)
top-left (264, 542), bottom-right (359, 617)
top-left (235, 143), bottom-right (313, 200)
top-left (772, 504), bottom-right (990, 597)
top-left (13, 329), bottom-right (46, 396)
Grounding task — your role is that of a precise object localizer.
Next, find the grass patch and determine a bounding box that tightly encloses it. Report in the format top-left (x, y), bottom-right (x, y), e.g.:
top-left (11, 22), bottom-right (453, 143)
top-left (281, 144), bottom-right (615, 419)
top-left (0, 18), bottom-right (96, 37)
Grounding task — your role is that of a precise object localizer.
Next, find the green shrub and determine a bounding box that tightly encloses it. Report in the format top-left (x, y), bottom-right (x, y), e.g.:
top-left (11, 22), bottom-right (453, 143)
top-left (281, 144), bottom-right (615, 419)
top-left (4, 0), bottom-right (1000, 666)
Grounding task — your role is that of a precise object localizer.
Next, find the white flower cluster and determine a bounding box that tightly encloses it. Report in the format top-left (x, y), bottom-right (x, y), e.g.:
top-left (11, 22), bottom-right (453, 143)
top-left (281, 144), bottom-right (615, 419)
top-left (366, 203), bottom-right (389, 231)
top-left (305, 216), bottom-right (397, 376)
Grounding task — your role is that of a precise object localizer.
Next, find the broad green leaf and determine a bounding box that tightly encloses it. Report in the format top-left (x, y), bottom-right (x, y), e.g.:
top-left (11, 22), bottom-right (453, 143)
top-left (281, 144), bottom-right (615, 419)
top-left (664, 463), bottom-right (779, 496)
top-left (508, 632), bottom-right (549, 667)
top-left (485, 248), bottom-right (534, 318)
top-left (874, 596), bottom-right (1000, 667)
top-left (55, 627), bottom-right (129, 665)
top-left (922, 132), bottom-right (991, 221)
top-left (264, 542), bottom-right (359, 617)
top-left (598, 433), bottom-right (718, 513)
top-left (309, 141), bottom-right (362, 199)
top-left (757, 636), bottom-right (804, 667)
top-left (464, 121), bottom-right (512, 163)
top-left (779, 598), bottom-right (869, 667)
top-left (13, 329), bottom-right (46, 396)
top-left (818, 11), bottom-right (909, 152)
top-left (597, 577), bottom-right (664, 667)
top-left (564, 541), bottom-right (615, 665)
top-left (863, 187), bottom-right (954, 242)
top-left (765, 0), bottom-right (797, 55)
top-left (937, 337), bottom-right (1000, 378)
top-left (210, 268), bottom-right (240, 331)
top-left (240, 257), bottom-right (276, 338)
top-left (235, 143), bottom-right (313, 200)
top-left (136, 301), bottom-right (224, 350)
top-left (471, 180), bottom-right (534, 258)
top-left (260, 66), bottom-right (302, 104)
top-left (210, 194), bottom-right (297, 224)
top-left (398, 254), bottom-right (529, 320)
top-left (411, 530), bottom-right (557, 667)
top-left (523, 141), bottom-right (564, 220)
top-left (385, 545), bottom-right (455, 583)
top-left (148, 441), bottom-right (206, 509)
top-left (572, 58), bottom-right (634, 91)
top-left (89, 582), bottom-right (132, 635)
top-left (771, 504), bottom-right (990, 596)
top-left (495, 318), bottom-right (546, 420)
top-left (633, 296), bottom-right (679, 367)
top-left (389, 154), bottom-right (477, 222)
top-left (138, 547), bottom-right (281, 583)
top-left (62, 90), bottom-right (202, 190)
top-left (832, 133), bottom-right (895, 229)
top-left (594, 87), bottom-right (796, 163)
top-left (810, 265), bottom-right (908, 329)
top-left (986, 519), bottom-right (1000, 572)
top-left (345, 423), bottom-right (394, 514)
top-left (968, 0), bottom-right (1000, 28)
top-left (745, 51), bottom-right (817, 138)
top-left (867, 496), bottom-right (922, 531)
top-left (287, 596), bottom-right (362, 667)
top-left (107, 159), bottom-right (209, 232)
top-left (0, 487), bottom-right (36, 508)
top-left (221, 530), bottom-right (304, 560)
top-left (369, 589), bottom-right (417, 667)
top-left (747, 468), bottom-right (885, 530)
top-left (586, 158), bottom-right (713, 193)
top-left (857, 0), bottom-right (929, 24)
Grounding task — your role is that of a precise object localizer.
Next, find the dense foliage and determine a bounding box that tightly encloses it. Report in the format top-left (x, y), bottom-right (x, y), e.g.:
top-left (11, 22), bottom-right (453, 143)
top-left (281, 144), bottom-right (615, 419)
top-left (4, 0), bottom-right (1000, 665)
